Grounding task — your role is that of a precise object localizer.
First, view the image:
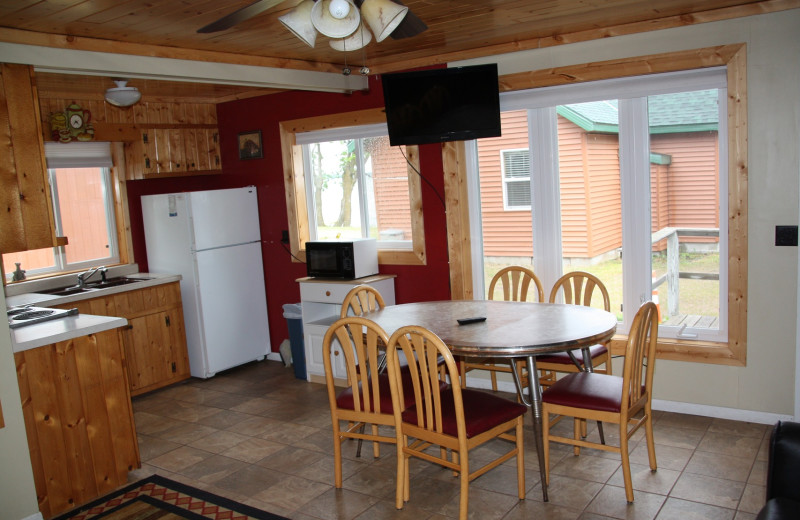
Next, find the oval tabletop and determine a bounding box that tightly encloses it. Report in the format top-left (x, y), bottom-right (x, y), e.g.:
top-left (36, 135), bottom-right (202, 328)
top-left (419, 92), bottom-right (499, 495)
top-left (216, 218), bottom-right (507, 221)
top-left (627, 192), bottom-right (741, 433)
top-left (367, 300), bottom-right (617, 357)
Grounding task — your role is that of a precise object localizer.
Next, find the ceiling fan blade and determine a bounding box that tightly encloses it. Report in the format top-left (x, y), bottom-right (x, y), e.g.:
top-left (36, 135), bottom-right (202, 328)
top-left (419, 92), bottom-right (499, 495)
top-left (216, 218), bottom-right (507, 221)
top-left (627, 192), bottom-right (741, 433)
top-left (390, 9), bottom-right (428, 40)
top-left (382, 0), bottom-right (426, 40)
top-left (197, 0), bottom-right (288, 33)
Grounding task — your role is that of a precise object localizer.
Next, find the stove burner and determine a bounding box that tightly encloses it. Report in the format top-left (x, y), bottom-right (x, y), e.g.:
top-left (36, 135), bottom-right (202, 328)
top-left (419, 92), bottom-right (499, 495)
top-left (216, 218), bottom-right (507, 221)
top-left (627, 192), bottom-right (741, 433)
top-left (12, 309), bottom-right (56, 321)
top-left (7, 306), bottom-right (79, 329)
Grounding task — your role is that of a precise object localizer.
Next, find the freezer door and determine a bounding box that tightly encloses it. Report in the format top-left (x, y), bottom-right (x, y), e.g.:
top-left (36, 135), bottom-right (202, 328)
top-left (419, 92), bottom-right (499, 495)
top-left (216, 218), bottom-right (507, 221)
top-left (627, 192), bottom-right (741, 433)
top-left (189, 187), bottom-right (261, 250)
top-left (194, 241), bottom-right (270, 376)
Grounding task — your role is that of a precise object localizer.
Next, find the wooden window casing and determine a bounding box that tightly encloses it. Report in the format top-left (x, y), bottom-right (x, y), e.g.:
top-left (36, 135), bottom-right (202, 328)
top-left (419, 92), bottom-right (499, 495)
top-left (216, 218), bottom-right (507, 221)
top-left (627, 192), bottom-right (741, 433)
top-left (280, 108), bottom-right (426, 266)
top-left (444, 44), bottom-right (747, 366)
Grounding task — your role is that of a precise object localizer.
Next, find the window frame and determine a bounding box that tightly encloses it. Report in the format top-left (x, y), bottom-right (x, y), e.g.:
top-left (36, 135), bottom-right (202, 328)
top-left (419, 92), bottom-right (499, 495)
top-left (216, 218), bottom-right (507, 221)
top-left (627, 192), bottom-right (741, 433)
top-left (280, 108), bottom-right (426, 266)
top-left (49, 165), bottom-right (121, 273)
top-left (443, 44), bottom-right (748, 367)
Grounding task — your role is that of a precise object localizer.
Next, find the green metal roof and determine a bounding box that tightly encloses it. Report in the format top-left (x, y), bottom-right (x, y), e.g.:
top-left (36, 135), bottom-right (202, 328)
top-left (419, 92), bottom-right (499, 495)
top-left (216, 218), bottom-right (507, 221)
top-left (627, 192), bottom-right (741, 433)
top-left (557, 89), bottom-right (719, 134)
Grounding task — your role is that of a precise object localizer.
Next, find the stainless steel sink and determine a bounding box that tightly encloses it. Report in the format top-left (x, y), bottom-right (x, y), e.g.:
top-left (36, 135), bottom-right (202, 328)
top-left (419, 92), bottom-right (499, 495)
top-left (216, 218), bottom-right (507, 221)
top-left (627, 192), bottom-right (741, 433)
top-left (84, 277), bottom-right (146, 289)
top-left (38, 277), bottom-right (150, 296)
top-left (39, 286), bottom-right (96, 296)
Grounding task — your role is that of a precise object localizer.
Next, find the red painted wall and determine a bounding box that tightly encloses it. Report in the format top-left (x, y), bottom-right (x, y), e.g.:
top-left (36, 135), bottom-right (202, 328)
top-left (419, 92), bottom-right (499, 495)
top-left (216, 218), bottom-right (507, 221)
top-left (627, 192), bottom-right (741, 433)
top-left (127, 75), bottom-right (451, 353)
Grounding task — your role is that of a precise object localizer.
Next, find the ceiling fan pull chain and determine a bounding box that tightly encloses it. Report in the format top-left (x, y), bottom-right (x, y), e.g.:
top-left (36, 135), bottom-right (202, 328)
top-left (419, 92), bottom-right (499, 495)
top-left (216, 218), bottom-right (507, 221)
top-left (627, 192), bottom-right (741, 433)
top-left (359, 23), bottom-right (370, 75)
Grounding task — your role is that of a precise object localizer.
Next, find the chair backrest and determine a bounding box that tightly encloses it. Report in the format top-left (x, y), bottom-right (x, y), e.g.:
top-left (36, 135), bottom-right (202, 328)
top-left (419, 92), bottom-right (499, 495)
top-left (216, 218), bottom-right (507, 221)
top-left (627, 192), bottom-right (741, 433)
top-left (322, 316), bottom-right (391, 414)
top-left (549, 271), bottom-right (610, 311)
top-left (341, 284), bottom-right (386, 317)
top-left (488, 265), bottom-right (544, 303)
top-left (386, 325), bottom-right (466, 440)
top-left (621, 301), bottom-right (659, 413)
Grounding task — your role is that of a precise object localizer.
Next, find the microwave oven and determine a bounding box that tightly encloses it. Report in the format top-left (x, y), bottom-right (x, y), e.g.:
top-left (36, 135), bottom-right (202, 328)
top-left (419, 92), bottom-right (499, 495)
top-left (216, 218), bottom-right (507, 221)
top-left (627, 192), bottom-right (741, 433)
top-left (305, 238), bottom-right (379, 279)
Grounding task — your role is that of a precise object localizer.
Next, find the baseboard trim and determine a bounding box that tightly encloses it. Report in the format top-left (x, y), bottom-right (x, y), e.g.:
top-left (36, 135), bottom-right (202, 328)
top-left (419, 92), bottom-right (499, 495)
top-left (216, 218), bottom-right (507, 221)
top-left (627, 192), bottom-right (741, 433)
top-left (464, 376), bottom-right (795, 425)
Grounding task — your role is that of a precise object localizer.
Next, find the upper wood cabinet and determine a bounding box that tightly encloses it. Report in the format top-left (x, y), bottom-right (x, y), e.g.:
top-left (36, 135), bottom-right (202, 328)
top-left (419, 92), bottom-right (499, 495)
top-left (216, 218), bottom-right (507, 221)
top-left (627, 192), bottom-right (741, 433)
top-left (133, 126), bottom-right (220, 178)
top-left (0, 63), bottom-right (57, 254)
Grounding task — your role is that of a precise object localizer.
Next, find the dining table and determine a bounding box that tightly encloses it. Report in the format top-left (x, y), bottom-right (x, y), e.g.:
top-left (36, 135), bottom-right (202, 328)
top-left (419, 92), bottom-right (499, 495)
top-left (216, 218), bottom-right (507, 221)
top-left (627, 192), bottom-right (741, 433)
top-left (365, 299), bottom-right (618, 501)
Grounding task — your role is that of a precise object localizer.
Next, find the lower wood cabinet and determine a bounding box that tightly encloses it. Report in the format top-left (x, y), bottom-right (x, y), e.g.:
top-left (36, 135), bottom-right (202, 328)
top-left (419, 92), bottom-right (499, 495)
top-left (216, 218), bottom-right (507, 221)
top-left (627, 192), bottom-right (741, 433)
top-left (15, 329), bottom-right (140, 519)
top-left (54, 281), bottom-right (190, 396)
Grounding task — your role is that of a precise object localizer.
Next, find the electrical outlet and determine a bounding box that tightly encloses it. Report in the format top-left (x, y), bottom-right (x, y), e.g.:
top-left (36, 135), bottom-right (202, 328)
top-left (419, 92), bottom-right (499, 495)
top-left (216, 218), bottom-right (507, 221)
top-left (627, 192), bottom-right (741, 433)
top-left (281, 230), bottom-right (289, 243)
top-left (775, 225), bottom-right (798, 246)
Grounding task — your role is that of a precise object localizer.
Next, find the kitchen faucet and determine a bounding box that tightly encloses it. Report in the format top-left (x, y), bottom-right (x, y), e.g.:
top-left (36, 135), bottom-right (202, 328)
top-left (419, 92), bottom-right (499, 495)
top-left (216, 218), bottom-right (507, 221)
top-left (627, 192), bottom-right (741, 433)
top-left (77, 266), bottom-right (108, 288)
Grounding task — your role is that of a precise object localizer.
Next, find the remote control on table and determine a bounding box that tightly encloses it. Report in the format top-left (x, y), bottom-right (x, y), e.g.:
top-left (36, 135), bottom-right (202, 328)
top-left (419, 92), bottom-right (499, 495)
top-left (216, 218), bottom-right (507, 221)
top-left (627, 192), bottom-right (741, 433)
top-left (457, 316), bottom-right (487, 325)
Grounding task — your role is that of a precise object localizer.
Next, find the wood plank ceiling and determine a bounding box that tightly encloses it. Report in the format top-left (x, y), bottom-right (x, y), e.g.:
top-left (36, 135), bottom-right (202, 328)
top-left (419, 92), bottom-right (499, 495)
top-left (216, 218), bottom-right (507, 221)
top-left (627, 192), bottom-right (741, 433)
top-left (0, 0), bottom-right (796, 102)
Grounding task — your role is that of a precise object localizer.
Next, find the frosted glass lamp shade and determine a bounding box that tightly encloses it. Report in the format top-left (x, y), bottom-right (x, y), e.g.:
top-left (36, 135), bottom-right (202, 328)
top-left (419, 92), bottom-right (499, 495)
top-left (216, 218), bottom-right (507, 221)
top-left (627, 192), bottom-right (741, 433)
top-left (278, 0), bottom-right (317, 47)
top-left (360, 0), bottom-right (408, 42)
top-left (330, 23), bottom-right (373, 51)
top-left (311, 0), bottom-right (359, 38)
top-left (104, 80), bottom-right (141, 107)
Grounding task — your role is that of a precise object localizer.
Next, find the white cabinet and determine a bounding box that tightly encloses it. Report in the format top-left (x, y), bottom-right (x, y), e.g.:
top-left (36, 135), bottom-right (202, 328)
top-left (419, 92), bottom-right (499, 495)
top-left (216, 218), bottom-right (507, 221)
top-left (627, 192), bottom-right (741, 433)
top-left (297, 275), bottom-right (396, 383)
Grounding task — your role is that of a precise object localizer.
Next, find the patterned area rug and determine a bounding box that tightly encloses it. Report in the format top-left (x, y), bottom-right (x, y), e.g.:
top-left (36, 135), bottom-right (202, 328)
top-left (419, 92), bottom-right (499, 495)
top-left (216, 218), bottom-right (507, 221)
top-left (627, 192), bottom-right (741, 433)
top-left (52, 474), bottom-right (289, 520)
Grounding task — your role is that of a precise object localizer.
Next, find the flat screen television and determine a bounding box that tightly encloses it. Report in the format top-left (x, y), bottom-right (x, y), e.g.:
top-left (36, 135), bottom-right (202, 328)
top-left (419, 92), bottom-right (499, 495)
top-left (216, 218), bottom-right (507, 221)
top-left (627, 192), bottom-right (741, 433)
top-left (381, 64), bottom-right (501, 146)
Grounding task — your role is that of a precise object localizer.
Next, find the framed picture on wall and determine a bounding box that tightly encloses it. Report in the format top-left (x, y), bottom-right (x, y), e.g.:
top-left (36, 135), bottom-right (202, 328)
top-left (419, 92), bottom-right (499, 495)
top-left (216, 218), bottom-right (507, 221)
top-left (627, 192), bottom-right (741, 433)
top-left (238, 130), bottom-right (263, 160)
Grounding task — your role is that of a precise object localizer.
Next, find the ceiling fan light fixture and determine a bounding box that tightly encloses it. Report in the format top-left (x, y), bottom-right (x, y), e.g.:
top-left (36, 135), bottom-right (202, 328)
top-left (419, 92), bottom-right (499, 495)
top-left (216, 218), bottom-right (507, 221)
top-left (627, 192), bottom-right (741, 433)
top-left (328, 0), bottom-right (351, 19)
top-left (360, 0), bottom-right (408, 42)
top-left (330, 23), bottom-right (372, 51)
top-left (311, 0), bottom-right (360, 38)
top-left (278, 0), bottom-right (317, 47)
top-left (104, 79), bottom-right (141, 107)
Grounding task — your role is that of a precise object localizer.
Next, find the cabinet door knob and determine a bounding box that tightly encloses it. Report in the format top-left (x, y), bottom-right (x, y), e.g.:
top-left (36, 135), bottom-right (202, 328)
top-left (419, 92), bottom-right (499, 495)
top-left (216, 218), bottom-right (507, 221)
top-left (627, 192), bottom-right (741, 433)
top-left (326, 291), bottom-right (331, 296)
top-left (334, 350), bottom-right (339, 356)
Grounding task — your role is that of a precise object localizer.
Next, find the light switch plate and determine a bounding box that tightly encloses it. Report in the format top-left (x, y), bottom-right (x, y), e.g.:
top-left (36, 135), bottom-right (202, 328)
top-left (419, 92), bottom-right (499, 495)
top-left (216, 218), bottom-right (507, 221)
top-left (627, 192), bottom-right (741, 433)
top-left (775, 225), bottom-right (798, 246)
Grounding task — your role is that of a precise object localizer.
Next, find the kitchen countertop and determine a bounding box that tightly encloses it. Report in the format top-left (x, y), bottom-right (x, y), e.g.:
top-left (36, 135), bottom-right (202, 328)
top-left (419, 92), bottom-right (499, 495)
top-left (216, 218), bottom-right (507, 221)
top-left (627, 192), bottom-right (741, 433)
top-left (6, 268), bottom-right (182, 353)
top-left (11, 314), bottom-right (129, 353)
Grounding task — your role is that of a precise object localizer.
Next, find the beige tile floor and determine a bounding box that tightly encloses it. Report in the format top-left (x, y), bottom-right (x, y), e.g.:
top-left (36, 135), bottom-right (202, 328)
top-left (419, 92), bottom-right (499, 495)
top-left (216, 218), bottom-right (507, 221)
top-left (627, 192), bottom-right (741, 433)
top-left (130, 360), bottom-right (770, 519)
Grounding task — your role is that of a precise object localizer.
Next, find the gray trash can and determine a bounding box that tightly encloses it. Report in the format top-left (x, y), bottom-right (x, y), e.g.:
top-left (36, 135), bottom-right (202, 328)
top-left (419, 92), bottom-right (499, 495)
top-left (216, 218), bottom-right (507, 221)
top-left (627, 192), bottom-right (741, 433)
top-left (282, 303), bottom-right (306, 379)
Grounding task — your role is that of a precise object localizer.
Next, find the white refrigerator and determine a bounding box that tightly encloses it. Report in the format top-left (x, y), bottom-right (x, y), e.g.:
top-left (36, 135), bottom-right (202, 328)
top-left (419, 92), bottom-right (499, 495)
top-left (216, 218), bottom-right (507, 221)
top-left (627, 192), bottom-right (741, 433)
top-left (141, 186), bottom-right (271, 378)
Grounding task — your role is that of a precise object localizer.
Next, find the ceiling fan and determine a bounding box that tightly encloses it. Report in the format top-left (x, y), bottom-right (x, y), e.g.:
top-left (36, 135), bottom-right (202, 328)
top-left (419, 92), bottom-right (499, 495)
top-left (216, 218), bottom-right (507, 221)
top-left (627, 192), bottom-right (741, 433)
top-left (198, 0), bottom-right (427, 45)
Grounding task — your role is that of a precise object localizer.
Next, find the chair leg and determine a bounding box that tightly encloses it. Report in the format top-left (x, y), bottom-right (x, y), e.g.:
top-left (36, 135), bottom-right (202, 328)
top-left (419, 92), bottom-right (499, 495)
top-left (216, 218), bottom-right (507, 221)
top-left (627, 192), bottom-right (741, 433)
top-left (573, 418), bottom-right (581, 456)
top-left (395, 436), bottom-right (405, 509)
top-left (644, 405), bottom-right (657, 471)
top-left (516, 419), bottom-right (526, 499)
top-left (542, 411), bottom-right (551, 486)
top-left (490, 369), bottom-right (498, 391)
top-left (459, 360), bottom-right (468, 388)
top-left (620, 422), bottom-right (634, 503)
top-left (459, 455), bottom-right (470, 520)
top-left (372, 424), bottom-right (381, 458)
top-left (333, 423), bottom-right (343, 488)
top-left (597, 421), bottom-right (606, 444)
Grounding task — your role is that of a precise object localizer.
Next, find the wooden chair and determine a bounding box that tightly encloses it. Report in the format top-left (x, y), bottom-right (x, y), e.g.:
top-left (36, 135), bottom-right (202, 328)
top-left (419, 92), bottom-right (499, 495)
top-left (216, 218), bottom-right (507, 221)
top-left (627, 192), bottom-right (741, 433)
top-left (538, 271), bottom-right (613, 386)
top-left (386, 325), bottom-right (527, 520)
top-left (340, 284), bottom-right (386, 318)
top-left (322, 316), bottom-right (405, 487)
top-left (460, 265), bottom-right (544, 390)
top-left (541, 301), bottom-right (659, 503)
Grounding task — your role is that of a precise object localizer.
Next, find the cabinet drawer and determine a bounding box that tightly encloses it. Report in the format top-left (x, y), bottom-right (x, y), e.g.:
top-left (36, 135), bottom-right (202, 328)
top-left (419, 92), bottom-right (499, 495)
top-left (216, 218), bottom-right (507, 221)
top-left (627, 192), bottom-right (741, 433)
top-left (300, 282), bottom-right (358, 305)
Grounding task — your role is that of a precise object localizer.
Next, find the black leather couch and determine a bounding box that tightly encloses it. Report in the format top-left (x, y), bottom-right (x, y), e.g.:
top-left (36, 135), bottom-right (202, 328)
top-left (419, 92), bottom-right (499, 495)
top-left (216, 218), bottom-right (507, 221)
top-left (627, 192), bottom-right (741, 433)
top-left (756, 421), bottom-right (800, 520)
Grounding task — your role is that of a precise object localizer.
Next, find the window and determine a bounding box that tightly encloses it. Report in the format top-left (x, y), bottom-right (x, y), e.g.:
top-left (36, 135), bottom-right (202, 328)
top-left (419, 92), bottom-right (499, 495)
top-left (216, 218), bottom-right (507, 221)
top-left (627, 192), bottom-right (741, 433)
top-left (2, 143), bottom-right (119, 280)
top-left (447, 44), bottom-right (748, 366)
top-left (472, 69), bottom-right (727, 342)
top-left (301, 133), bottom-right (413, 249)
top-left (280, 108), bottom-right (426, 265)
top-left (501, 149), bottom-right (531, 210)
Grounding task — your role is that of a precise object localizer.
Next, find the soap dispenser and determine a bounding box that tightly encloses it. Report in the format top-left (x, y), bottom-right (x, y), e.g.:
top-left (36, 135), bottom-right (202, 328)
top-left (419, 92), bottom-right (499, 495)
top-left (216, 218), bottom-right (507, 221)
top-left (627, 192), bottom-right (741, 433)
top-left (11, 262), bottom-right (26, 282)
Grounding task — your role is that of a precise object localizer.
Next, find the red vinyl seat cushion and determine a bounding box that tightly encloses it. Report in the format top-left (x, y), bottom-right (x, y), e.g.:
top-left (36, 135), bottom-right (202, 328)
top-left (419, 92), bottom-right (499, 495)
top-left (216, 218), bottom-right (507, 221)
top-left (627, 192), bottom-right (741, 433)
top-left (536, 345), bottom-right (608, 366)
top-left (401, 387), bottom-right (527, 438)
top-left (542, 372), bottom-right (623, 413)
